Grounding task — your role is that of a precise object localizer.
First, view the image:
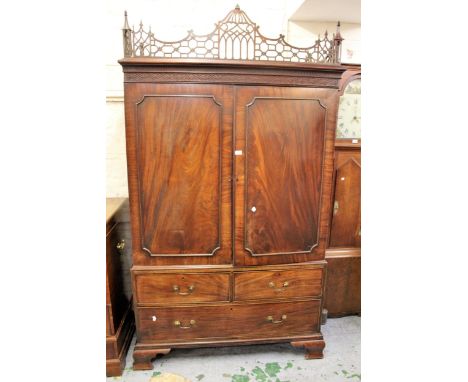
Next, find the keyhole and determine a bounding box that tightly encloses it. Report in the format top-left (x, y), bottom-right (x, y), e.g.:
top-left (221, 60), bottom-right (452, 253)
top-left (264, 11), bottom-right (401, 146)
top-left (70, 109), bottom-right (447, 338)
top-left (251, 206), bottom-right (256, 212)
top-left (152, 316), bottom-right (157, 321)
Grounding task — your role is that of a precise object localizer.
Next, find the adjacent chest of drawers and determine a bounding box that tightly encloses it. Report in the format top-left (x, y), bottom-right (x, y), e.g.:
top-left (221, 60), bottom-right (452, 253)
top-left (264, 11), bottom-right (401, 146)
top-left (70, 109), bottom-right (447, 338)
top-left (106, 198), bottom-right (135, 376)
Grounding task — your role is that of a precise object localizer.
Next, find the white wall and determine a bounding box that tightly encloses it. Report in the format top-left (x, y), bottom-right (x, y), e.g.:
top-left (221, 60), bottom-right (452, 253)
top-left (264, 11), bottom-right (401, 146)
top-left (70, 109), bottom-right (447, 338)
top-left (106, 0), bottom-right (361, 197)
top-left (106, 0), bottom-right (296, 99)
top-left (288, 20), bottom-right (361, 64)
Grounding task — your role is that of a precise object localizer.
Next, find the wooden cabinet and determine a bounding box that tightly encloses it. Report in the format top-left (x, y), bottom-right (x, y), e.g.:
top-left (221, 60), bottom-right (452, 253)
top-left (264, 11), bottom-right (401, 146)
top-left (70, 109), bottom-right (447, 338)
top-left (106, 198), bottom-right (135, 376)
top-left (324, 65), bottom-right (362, 317)
top-left (119, 7), bottom-right (346, 370)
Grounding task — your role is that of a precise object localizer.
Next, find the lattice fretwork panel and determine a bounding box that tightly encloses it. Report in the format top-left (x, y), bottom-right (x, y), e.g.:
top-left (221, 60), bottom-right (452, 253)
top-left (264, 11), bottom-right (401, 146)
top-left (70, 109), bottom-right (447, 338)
top-left (122, 6), bottom-right (343, 64)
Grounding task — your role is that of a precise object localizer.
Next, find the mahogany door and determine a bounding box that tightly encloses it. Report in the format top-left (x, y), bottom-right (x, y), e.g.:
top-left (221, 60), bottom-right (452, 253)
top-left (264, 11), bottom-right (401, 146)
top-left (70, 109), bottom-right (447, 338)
top-left (234, 86), bottom-right (338, 266)
top-left (124, 84), bottom-right (233, 266)
top-left (329, 151), bottom-right (361, 247)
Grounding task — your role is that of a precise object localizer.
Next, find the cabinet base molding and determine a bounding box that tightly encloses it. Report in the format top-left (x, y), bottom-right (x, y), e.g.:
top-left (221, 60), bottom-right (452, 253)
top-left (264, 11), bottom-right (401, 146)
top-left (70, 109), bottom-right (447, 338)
top-left (291, 338), bottom-right (326, 359)
top-left (106, 304), bottom-right (135, 377)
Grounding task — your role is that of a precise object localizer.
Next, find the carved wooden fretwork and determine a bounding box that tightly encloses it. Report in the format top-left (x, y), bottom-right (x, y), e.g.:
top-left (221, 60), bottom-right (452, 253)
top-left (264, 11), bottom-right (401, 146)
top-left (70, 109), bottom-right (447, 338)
top-left (122, 6), bottom-right (343, 64)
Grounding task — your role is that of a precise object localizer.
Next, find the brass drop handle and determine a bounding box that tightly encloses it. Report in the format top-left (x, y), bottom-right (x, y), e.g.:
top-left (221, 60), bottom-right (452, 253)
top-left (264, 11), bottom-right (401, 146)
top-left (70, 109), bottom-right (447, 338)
top-left (267, 314), bottom-right (287, 324)
top-left (268, 281), bottom-right (289, 291)
top-left (174, 319), bottom-right (196, 329)
top-left (333, 200), bottom-right (339, 215)
top-left (173, 285), bottom-right (195, 295)
top-left (116, 239), bottom-right (126, 252)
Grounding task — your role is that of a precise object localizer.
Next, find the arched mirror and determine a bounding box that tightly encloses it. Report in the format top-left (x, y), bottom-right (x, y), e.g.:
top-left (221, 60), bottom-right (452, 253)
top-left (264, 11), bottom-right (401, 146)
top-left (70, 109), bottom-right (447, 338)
top-left (336, 78), bottom-right (361, 139)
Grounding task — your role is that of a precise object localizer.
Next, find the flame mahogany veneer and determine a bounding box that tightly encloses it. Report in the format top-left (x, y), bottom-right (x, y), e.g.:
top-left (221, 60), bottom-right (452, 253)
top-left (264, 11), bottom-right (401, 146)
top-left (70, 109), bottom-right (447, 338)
top-left (119, 58), bottom-right (346, 369)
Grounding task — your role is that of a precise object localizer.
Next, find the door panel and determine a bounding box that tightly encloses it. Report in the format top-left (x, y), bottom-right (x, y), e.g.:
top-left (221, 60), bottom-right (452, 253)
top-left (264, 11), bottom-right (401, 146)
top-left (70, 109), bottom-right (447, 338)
top-left (125, 84), bottom-right (233, 265)
top-left (137, 95), bottom-right (220, 255)
top-left (244, 98), bottom-right (324, 255)
top-left (329, 152), bottom-right (361, 247)
top-left (234, 86), bottom-right (338, 266)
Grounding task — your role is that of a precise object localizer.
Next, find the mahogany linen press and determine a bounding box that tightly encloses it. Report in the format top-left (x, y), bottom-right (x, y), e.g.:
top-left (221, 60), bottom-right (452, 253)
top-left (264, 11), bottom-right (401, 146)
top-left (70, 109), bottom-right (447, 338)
top-left (119, 6), bottom-right (346, 369)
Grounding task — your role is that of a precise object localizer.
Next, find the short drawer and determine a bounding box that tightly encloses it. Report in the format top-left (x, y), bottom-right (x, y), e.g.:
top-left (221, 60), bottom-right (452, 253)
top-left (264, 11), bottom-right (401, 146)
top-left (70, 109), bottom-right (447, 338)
top-left (137, 300), bottom-right (321, 343)
top-left (234, 268), bottom-right (323, 301)
top-left (134, 272), bottom-right (230, 305)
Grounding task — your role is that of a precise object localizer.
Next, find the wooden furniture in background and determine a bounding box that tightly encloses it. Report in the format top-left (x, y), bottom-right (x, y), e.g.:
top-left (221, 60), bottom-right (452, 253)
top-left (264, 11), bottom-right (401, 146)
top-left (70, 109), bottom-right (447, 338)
top-left (119, 7), bottom-right (346, 370)
top-left (324, 65), bottom-right (361, 317)
top-left (106, 198), bottom-right (135, 377)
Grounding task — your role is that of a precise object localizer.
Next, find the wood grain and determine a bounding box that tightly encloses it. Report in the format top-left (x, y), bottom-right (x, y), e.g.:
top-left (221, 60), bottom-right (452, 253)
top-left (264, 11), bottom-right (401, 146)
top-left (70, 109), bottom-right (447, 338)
top-left (137, 300), bottom-right (321, 343)
top-left (135, 272), bottom-right (230, 305)
top-left (137, 95), bottom-right (221, 256)
top-left (324, 249), bottom-right (361, 316)
top-left (124, 84), bottom-right (233, 266)
top-left (234, 268), bottom-right (323, 301)
top-left (234, 86), bottom-right (339, 266)
top-left (329, 155), bottom-right (361, 247)
top-left (244, 97), bottom-right (325, 255)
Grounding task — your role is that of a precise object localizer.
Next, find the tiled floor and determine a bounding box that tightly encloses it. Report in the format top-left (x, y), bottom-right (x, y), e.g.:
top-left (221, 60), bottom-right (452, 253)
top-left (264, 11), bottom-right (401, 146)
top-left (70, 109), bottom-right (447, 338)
top-left (108, 316), bottom-right (360, 382)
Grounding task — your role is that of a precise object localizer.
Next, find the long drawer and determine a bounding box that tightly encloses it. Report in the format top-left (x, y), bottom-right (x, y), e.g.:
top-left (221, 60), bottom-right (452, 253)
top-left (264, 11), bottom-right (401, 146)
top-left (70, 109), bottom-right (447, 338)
top-left (134, 272), bottom-right (231, 305)
top-left (234, 268), bottom-right (324, 301)
top-left (137, 300), bottom-right (321, 343)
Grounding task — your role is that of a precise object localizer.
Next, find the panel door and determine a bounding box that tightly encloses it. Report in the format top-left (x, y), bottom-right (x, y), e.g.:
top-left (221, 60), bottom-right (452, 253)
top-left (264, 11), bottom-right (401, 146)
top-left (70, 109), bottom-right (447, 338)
top-left (234, 86), bottom-right (338, 266)
top-left (124, 84), bottom-right (233, 266)
top-left (329, 151), bottom-right (361, 248)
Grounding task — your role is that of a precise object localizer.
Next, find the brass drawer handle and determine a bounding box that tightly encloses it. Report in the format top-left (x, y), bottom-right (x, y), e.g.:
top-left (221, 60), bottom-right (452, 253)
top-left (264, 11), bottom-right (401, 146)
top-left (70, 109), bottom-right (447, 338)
top-left (174, 319), bottom-right (196, 329)
top-left (267, 314), bottom-right (287, 324)
top-left (116, 239), bottom-right (125, 252)
top-left (268, 281), bottom-right (289, 291)
top-left (173, 285), bottom-right (195, 295)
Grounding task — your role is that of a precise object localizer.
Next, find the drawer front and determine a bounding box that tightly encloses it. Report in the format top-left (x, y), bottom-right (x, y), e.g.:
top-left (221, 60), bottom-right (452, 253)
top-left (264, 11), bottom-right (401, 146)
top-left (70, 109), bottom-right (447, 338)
top-left (135, 273), bottom-right (230, 305)
top-left (234, 268), bottom-right (323, 301)
top-left (137, 300), bottom-right (320, 343)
